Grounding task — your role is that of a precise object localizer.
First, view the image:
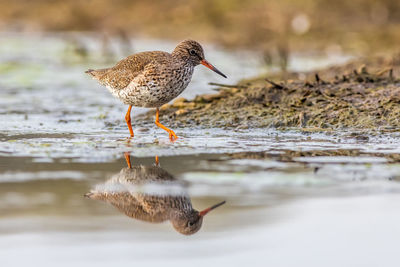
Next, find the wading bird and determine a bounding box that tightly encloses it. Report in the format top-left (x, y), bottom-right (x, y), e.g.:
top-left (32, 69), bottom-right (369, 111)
top-left (86, 40), bottom-right (227, 141)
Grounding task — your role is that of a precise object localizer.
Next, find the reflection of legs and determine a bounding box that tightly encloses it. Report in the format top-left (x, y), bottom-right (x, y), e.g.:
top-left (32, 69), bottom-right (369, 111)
top-left (124, 152), bottom-right (132, 169)
top-left (155, 108), bottom-right (177, 141)
top-left (125, 105), bottom-right (134, 137)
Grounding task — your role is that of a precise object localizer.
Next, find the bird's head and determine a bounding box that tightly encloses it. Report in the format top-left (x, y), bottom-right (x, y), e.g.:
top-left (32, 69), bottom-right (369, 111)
top-left (173, 39), bottom-right (227, 78)
top-left (171, 200), bottom-right (226, 235)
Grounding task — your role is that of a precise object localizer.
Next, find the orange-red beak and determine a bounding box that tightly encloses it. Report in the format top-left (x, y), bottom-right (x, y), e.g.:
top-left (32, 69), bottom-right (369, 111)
top-left (201, 60), bottom-right (227, 78)
top-left (199, 200), bottom-right (226, 217)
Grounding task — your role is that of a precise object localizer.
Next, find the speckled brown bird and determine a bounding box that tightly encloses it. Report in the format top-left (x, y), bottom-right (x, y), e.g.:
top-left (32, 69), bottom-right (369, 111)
top-left (86, 39), bottom-right (227, 141)
top-left (85, 153), bottom-right (226, 235)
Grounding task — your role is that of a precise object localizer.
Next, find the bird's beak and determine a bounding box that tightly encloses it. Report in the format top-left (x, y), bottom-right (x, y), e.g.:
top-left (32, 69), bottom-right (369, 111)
top-left (201, 60), bottom-right (227, 78)
top-left (199, 200), bottom-right (226, 217)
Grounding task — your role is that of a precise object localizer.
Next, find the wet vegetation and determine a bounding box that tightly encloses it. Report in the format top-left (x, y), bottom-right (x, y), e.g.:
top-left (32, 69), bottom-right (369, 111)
top-left (149, 55), bottom-right (400, 132)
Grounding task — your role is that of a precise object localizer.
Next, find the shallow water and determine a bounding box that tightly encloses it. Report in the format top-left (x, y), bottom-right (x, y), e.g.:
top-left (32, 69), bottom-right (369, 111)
top-left (1, 32), bottom-right (399, 267)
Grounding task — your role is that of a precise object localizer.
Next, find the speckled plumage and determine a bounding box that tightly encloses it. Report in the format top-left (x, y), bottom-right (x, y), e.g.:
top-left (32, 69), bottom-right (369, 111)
top-left (85, 155), bottom-right (225, 235)
top-left (87, 41), bottom-right (203, 107)
top-left (85, 39), bottom-right (226, 139)
top-left (86, 163), bottom-right (200, 234)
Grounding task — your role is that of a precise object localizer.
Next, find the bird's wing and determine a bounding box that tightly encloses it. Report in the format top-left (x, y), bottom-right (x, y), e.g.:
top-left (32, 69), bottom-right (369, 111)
top-left (136, 195), bottom-right (170, 215)
top-left (88, 191), bottom-right (168, 223)
top-left (136, 193), bottom-right (193, 216)
top-left (86, 51), bottom-right (171, 90)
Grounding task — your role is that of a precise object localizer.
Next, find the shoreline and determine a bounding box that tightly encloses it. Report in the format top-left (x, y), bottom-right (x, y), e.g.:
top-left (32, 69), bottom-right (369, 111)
top-left (142, 55), bottom-right (400, 133)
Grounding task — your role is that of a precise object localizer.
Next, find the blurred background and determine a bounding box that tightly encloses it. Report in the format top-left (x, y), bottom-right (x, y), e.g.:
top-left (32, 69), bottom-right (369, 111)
top-left (1, 0), bottom-right (399, 55)
top-left (2, 2), bottom-right (400, 267)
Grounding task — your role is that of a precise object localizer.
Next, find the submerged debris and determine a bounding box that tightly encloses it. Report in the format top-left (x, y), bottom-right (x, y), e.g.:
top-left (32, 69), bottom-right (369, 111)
top-left (143, 56), bottom-right (400, 132)
top-left (228, 149), bottom-right (400, 163)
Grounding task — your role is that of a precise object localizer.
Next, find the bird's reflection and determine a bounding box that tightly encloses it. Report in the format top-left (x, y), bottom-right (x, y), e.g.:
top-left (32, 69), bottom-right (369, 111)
top-left (85, 153), bottom-right (225, 235)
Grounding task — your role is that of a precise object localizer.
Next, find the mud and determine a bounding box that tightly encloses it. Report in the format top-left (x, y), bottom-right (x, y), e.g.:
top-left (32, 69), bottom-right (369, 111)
top-left (148, 55), bottom-right (400, 132)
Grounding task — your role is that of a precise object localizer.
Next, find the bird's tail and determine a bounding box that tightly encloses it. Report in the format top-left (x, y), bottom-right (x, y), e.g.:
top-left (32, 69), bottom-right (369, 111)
top-left (85, 68), bottom-right (109, 79)
top-left (84, 191), bottom-right (107, 201)
top-left (84, 192), bottom-right (94, 198)
top-left (85, 69), bottom-right (94, 75)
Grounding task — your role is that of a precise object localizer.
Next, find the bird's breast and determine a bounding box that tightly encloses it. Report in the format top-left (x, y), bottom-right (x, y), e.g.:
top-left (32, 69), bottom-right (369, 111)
top-left (121, 65), bottom-right (194, 107)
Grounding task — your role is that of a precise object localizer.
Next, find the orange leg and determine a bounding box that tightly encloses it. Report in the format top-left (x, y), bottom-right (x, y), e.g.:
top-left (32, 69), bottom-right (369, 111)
top-left (155, 108), bottom-right (178, 141)
top-left (155, 155), bottom-right (159, 166)
top-left (125, 105), bottom-right (134, 137)
top-left (124, 152), bottom-right (132, 169)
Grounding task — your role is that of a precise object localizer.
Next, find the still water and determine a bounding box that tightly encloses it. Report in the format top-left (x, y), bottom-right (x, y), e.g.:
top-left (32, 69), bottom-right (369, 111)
top-left (0, 32), bottom-right (399, 267)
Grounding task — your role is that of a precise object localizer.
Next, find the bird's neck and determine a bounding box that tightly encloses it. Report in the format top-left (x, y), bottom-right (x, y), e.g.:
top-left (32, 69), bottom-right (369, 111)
top-left (172, 48), bottom-right (191, 63)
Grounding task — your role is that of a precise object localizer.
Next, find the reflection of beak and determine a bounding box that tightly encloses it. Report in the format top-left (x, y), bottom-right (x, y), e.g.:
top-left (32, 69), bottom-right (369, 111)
top-left (201, 60), bottom-right (227, 78)
top-left (199, 200), bottom-right (226, 217)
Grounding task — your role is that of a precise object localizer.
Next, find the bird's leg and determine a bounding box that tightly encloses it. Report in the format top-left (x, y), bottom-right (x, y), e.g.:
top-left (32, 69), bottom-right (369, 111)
top-left (155, 156), bottom-right (159, 166)
top-left (125, 105), bottom-right (134, 137)
top-left (124, 152), bottom-right (132, 169)
top-left (155, 108), bottom-right (178, 141)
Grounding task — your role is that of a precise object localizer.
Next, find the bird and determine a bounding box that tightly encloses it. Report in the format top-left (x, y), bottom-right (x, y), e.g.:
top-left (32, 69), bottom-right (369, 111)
top-left (85, 153), bottom-right (226, 235)
top-left (86, 39), bottom-right (227, 141)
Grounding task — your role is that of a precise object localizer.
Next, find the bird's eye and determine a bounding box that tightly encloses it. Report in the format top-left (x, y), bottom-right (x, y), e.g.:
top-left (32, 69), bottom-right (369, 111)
top-left (187, 221), bottom-right (194, 227)
top-left (189, 49), bottom-right (196, 56)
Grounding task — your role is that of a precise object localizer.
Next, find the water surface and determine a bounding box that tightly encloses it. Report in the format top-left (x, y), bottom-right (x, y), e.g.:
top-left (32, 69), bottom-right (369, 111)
top-left (0, 32), bottom-right (398, 267)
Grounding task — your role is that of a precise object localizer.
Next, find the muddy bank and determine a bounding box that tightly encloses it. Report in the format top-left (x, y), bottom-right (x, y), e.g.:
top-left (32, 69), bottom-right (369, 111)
top-left (144, 55), bottom-right (400, 132)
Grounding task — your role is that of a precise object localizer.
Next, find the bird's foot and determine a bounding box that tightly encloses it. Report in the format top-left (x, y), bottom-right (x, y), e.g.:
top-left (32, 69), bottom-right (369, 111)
top-left (168, 131), bottom-right (178, 142)
top-left (125, 135), bottom-right (134, 144)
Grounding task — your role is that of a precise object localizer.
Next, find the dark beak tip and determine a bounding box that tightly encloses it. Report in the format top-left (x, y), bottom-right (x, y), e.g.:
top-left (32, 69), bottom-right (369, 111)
top-left (216, 70), bottom-right (227, 79)
top-left (201, 60), bottom-right (227, 79)
top-left (218, 72), bottom-right (227, 78)
top-left (199, 200), bottom-right (226, 217)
